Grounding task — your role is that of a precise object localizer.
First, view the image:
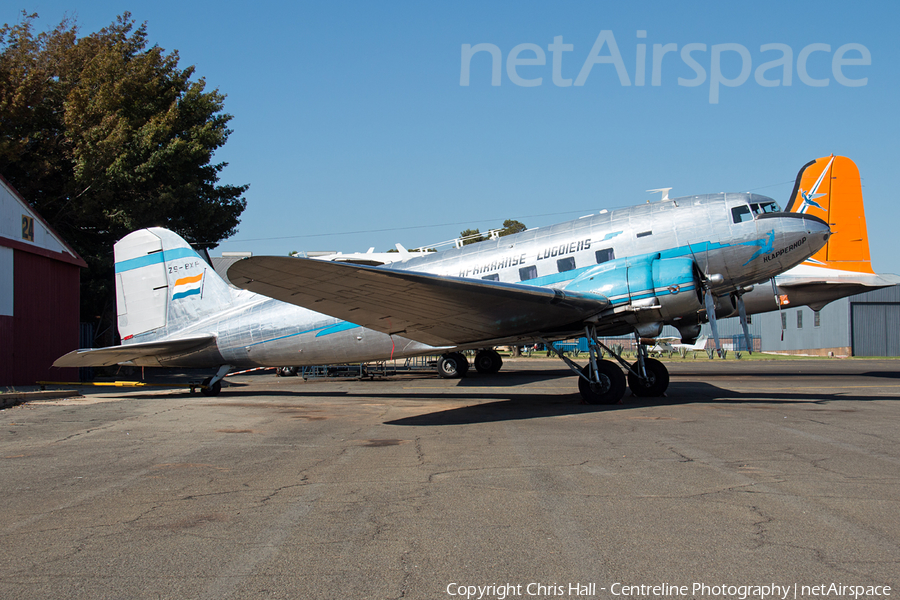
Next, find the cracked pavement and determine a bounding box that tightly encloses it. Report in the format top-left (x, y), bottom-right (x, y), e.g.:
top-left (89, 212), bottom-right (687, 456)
top-left (1, 359), bottom-right (898, 599)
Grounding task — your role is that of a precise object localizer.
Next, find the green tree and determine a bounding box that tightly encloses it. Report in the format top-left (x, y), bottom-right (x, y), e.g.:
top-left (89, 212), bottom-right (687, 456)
top-left (0, 12), bottom-right (248, 340)
top-left (499, 219), bottom-right (526, 237)
top-left (459, 228), bottom-right (484, 245)
top-left (459, 220), bottom-right (526, 246)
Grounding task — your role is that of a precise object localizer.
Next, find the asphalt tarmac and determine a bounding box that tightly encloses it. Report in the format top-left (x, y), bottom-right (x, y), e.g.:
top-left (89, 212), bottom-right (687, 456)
top-left (1, 358), bottom-right (898, 600)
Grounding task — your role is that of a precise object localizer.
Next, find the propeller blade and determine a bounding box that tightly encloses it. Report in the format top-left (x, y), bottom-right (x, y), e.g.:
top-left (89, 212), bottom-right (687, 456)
top-left (704, 291), bottom-right (723, 358)
top-left (772, 278), bottom-right (785, 341)
top-left (737, 294), bottom-right (752, 354)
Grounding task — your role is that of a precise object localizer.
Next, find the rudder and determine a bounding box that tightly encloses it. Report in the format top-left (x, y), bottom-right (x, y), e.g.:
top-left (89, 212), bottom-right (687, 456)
top-left (114, 228), bottom-right (235, 341)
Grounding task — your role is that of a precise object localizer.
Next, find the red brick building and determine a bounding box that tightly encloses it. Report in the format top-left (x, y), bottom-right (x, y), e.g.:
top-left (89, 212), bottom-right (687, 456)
top-left (0, 175), bottom-right (86, 385)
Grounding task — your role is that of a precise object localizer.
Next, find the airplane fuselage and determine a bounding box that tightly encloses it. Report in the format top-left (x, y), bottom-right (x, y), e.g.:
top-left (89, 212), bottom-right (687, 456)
top-left (124, 193), bottom-right (829, 368)
top-left (392, 193), bottom-right (816, 296)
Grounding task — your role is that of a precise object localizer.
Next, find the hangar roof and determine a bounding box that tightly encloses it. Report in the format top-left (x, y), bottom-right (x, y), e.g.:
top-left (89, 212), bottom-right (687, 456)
top-left (0, 175), bottom-right (86, 267)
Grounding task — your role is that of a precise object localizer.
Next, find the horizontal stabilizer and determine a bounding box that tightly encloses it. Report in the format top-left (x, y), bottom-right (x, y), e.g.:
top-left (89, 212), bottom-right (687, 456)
top-left (53, 335), bottom-right (216, 368)
top-left (228, 257), bottom-right (610, 346)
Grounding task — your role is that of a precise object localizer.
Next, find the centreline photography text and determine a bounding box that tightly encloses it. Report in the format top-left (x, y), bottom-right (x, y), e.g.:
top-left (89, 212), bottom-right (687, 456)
top-left (445, 581), bottom-right (892, 599)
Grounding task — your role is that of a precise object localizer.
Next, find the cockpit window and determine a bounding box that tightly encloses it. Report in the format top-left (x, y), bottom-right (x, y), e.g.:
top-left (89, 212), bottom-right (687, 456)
top-left (733, 201), bottom-right (781, 223)
top-left (750, 201), bottom-right (780, 215)
top-left (731, 205), bottom-right (753, 223)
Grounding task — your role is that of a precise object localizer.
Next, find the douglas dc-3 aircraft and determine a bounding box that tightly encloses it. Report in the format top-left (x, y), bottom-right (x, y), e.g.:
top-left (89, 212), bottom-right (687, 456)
top-left (56, 160), bottom-right (837, 404)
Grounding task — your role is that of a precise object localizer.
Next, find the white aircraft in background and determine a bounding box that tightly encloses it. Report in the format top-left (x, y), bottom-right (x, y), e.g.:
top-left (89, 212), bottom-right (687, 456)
top-left (650, 335), bottom-right (710, 355)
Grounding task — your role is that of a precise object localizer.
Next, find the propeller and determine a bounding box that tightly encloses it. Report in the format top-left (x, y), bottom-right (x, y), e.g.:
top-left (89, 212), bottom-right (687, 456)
top-left (772, 277), bottom-right (786, 341)
top-left (735, 292), bottom-right (753, 354)
top-left (698, 271), bottom-right (725, 358)
top-left (703, 286), bottom-right (724, 358)
top-left (690, 245), bottom-right (725, 358)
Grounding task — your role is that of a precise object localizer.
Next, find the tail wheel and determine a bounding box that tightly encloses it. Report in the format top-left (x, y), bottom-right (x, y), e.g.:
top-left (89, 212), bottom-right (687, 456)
top-left (474, 349), bottom-right (503, 374)
top-left (437, 353), bottom-right (467, 379)
top-left (578, 361), bottom-right (626, 405)
top-left (627, 358), bottom-right (669, 397)
top-left (201, 377), bottom-right (222, 397)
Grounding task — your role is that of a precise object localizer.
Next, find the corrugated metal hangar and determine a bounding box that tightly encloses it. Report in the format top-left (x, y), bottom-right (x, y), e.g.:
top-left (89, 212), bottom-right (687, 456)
top-left (0, 175), bottom-right (86, 385)
top-left (758, 285), bottom-right (900, 356)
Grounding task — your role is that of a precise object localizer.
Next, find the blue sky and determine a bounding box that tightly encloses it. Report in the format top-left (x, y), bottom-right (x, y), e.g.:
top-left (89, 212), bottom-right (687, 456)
top-left (4, 1), bottom-right (898, 272)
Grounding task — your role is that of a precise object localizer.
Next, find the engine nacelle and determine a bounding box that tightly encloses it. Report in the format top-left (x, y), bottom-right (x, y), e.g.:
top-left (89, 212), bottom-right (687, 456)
top-left (564, 255), bottom-right (703, 321)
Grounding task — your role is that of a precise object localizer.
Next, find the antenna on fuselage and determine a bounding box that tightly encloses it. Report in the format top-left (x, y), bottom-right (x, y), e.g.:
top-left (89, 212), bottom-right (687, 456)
top-left (647, 187), bottom-right (673, 204)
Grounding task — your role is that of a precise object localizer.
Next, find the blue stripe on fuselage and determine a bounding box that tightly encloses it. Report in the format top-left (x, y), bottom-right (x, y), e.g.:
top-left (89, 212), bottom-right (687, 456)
top-left (315, 322), bottom-right (361, 337)
top-left (520, 240), bottom-right (732, 289)
top-left (114, 247), bottom-right (200, 273)
top-left (243, 321), bottom-right (361, 348)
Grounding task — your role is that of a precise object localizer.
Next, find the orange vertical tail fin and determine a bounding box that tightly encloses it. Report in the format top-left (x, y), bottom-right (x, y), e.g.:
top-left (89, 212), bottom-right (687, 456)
top-left (785, 155), bottom-right (873, 274)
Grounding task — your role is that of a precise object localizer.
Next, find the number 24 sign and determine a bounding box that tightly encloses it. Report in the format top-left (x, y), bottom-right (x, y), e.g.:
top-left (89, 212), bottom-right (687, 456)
top-left (22, 215), bottom-right (34, 242)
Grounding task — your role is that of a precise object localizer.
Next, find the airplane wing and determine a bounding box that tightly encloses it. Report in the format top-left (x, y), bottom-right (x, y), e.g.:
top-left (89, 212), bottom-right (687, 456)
top-left (772, 268), bottom-right (900, 311)
top-left (53, 335), bottom-right (217, 368)
top-left (228, 257), bottom-right (610, 347)
top-left (776, 271), bottom-right (900, 288)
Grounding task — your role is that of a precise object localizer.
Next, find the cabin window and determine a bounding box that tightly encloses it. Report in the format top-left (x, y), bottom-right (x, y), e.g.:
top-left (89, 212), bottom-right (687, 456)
top-left (595, 248), bottom-right (615, 264)
top-left (519, 265), bottom-right (538, 281)
top-left (482, 273), bottom-right (499, 281)
top-left (732, 205), bottom-right (753, 223)
top-left (557, 257), bottom-right (576, 272)
top-left (636, 230), bottom-right (652, 238)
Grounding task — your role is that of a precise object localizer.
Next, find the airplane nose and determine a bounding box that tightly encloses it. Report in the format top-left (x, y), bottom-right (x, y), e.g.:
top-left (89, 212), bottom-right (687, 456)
top-left (803, 214), bottom-right (831, 253)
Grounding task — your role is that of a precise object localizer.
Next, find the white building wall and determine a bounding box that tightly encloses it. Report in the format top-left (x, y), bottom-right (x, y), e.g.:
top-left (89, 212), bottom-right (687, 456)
top-left (0, 178), bottom-right (70, 255)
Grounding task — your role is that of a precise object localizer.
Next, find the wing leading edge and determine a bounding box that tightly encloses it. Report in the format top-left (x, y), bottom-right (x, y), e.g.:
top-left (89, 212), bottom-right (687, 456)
top-left (227, 257), bottom-right (610, 347)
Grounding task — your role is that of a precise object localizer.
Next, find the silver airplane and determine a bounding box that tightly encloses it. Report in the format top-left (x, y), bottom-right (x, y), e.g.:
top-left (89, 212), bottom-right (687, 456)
top-left (56, 164), bottom-right (831, 404)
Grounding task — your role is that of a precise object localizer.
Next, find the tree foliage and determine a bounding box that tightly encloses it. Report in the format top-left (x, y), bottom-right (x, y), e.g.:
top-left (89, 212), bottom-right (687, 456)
top-left (459, 228), bottom-right (484, 245)
top-left (459, 220), bottom-right (527, 246)
top-left (0, 12), bottom-right (248, 332)
top-left (499, 219), bottom-right (526, 237)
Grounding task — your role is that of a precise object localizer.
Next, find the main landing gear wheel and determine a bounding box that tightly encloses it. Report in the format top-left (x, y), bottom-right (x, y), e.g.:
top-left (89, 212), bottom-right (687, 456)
top-left (627, 357), bottom-right (669, 397)
top-left (578, 361), bottom-right (626, 405)
top-left (201, 377), bottom-right (222, 397)
top-left (437, 352), bottom-right (469, 378)
top-left (474, 349), bottom-right (503, 374)
top-left (454, 353), bottom-right (469, 376)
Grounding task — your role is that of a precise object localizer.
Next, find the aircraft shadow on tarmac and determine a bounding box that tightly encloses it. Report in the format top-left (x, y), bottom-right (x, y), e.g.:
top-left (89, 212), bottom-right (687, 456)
top-left (113, 366), bottom-right (899, 426)
top-left (383, 380), bottom-right (900, 426)
top-left (863, 371), bottom-right (900, 379)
